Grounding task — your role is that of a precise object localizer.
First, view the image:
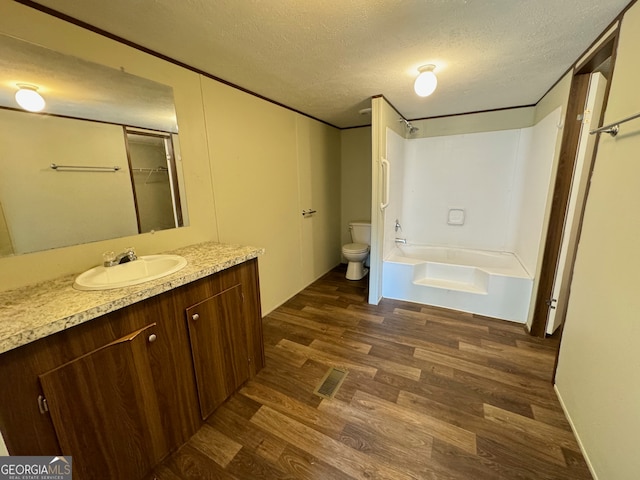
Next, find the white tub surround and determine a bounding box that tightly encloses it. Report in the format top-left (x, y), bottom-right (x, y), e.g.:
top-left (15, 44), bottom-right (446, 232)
top-left (0, 241), bottom-right (264, 354)
top-left (383, 245), bottom-right (532, 322)
top-left (377, 109), bottom-right (561, 322)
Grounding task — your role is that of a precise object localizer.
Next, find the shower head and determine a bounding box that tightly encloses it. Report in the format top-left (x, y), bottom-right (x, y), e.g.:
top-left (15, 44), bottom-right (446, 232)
top-left (399, 117), bottom-right (419, 135)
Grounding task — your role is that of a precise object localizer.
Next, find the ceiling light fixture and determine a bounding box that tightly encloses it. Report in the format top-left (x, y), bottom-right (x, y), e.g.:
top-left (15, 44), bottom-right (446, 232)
top-left (15, 84), bottom-right (46, 112)
top-left (414, 64), bottom-right (437, 97)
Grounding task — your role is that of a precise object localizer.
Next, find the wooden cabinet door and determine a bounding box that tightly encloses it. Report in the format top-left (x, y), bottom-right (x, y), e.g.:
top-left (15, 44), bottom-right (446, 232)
top-left (38, 323), bottom-right (168, 480)
top-left (186, 284), bottom-right (250, 419)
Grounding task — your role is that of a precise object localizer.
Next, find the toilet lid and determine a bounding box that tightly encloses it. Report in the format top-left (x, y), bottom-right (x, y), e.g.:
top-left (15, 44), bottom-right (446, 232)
top-left (343, 242), bottom-right (369, 254)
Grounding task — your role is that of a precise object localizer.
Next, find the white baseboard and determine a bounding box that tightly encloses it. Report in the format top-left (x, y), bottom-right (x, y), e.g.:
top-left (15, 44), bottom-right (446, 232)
top-left (554, 384), bottom-right (598, 480)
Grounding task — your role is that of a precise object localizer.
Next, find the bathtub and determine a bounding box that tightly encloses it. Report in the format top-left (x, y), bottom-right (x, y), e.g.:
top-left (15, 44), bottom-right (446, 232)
top-left (382, 245), bottom-right (533, 323)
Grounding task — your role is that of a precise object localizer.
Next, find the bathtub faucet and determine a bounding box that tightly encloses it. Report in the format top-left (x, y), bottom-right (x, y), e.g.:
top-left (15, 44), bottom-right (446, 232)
top-left (395, 237), bottom-right (407, 244)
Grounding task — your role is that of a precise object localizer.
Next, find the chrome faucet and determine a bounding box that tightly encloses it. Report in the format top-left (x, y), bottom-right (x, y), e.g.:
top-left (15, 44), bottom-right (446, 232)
top-left (395, 237), bottom-right (407, 244)
top-left (103, 247), bottom-right (137, 267)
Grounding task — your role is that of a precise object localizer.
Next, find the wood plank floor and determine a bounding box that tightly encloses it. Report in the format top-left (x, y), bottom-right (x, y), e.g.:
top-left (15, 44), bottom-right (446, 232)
top-left (149, 265), bottom-right (592, 479)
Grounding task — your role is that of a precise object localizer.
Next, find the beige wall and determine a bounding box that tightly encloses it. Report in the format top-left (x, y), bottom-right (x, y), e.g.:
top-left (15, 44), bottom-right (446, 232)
top-left (340, 127), bottom-right (372, 249)
top-left (555, 4), bottom-right (640, 478)
top-left (0, 111), bottom-right (139, 254)
top-left (201, 77), bottom-right (300, 313)
top-left (295, 115), bottom-right (342, 287)
top-left (202, 78), bottom-right (341, 313)
top-left (0, 203), bottom-right (12, 257)
top-left (535, 73), bottom-right (572, 124)
top-left (0, 0), bottom-right (216, 290)
top-left (0, 0), bottom-right (341, 317)
top-left (0, 1), bottom-right (342, 452)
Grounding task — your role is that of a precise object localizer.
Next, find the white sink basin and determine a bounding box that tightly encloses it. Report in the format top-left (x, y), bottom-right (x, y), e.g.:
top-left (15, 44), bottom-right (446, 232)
top-left (73, 255), bottom-right (188, 290)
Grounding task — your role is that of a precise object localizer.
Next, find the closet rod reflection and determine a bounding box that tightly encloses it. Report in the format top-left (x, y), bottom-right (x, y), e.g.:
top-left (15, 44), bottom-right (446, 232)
top-left (50, 163), bottom-right (121, 172)
top-left (132, 166), bottom-right (168, 173)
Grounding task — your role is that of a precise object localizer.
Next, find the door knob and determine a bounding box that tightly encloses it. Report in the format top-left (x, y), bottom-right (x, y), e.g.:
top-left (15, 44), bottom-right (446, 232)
top-left (192, 313), bottom-right (200, 321)
top-left (148, 333), bottom-right (157, 343)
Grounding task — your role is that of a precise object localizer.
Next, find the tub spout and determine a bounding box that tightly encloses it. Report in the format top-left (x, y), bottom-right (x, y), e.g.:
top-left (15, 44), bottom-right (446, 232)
top-left (395, 238), bottom-right (407, 244)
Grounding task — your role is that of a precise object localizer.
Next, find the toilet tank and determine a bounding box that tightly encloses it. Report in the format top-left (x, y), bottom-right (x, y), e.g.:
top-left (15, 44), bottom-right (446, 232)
top-left (349, 222), bottom-right (371, 244)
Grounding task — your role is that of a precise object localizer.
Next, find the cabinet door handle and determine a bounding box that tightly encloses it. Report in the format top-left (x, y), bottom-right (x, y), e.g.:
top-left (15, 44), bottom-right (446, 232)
top-left (108, 323), bottom-right (157, 346)
top-left (37, 395), bottom-right (49, 414)
top-left (191, 313), bottom-right (200, 321)
top-left (148, 333), bottom-right (157, 343)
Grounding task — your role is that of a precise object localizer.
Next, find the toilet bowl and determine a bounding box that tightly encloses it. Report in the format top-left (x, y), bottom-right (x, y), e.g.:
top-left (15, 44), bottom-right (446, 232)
top-left (342, 221), bottom-right (371, 280)
top-left (342, 243), bottom-right (369, 280)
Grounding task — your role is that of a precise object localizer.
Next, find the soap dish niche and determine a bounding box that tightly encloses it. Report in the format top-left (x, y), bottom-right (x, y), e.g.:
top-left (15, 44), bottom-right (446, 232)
top-left (448, 208), bottom-right (465, 226)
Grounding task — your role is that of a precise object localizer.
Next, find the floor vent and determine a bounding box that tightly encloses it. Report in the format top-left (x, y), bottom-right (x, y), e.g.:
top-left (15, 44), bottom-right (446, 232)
top-left (314, 367), bottom-right (348, 399)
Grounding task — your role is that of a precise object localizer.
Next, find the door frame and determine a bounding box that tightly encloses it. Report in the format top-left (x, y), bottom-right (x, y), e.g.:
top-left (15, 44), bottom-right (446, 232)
top-left (530, 32), bottom-right (619, 338)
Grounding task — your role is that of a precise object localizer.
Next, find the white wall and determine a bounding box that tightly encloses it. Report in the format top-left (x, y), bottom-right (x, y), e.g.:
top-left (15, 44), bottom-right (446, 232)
top-left (402, 129), bottom-right (522, 251)
top-left (383, 128), bottom-right (405, 259)
top-left (369, 97), bottom-right (406, 303)
top-left (509, 107), bottom-right (562, 275)
top-left (555, 3), bottom-right (640, 478)
top-left (393, 108), bottom-right (560, 277)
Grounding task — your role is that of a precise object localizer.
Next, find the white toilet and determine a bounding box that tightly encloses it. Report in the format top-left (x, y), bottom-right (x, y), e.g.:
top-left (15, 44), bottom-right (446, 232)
top-left (342, 221), bottom-right (371, 280)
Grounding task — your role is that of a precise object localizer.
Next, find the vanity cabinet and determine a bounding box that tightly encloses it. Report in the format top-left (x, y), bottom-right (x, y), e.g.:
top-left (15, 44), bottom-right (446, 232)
top-left (0, 258), bottom-right (263, 480)
top-left (187, 284), bottom-right (250, 419)
top-left (39, 323), bottom-right (169, 479)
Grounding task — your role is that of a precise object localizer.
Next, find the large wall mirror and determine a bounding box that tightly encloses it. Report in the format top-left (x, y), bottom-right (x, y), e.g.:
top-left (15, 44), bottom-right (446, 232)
top-left (0, 34), bottom-right (189, 257)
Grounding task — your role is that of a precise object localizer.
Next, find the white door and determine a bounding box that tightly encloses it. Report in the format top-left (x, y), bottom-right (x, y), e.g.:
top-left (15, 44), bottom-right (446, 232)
top-left (546, 73), bottom-right (608, 335)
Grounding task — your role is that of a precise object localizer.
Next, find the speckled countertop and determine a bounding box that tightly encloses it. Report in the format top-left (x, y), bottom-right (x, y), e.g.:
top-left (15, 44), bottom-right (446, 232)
top-left (0, 242), bottom-right (264, 355)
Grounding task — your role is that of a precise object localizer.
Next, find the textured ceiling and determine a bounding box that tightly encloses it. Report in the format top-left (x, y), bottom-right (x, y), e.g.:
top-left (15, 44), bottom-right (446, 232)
top-left (28, 0), bottom-right (630, 128)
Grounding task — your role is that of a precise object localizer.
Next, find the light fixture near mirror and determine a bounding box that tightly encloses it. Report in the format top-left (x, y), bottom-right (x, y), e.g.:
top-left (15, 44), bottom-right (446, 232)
top-left (14, 84), bottom-right (45, 112)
